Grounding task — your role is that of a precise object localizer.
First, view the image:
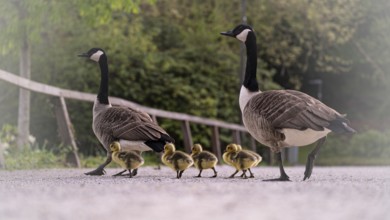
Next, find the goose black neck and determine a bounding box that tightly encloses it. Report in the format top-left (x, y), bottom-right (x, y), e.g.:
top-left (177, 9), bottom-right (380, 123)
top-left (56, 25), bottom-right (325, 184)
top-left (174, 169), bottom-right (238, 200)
top-left (243, 32), bottom-right (259, 92)
top-left (97, 55), bottom-right (109, 105)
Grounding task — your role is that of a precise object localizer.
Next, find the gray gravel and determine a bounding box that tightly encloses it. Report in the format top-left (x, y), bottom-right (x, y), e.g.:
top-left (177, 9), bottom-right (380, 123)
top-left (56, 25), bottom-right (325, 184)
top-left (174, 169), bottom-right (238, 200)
top-left (0, 166), bottom-right (389, 220)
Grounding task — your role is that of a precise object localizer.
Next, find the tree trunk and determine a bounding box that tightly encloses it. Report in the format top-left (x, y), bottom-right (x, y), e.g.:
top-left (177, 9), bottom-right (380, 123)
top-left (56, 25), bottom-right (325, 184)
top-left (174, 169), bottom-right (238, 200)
top-left (16, 38), bottom-right (31, 150)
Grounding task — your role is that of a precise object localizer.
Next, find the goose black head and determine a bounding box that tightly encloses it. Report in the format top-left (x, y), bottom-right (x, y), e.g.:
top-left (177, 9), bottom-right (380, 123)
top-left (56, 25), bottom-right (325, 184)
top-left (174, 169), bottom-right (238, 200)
top-left (220, 24), bottom-right (254, 42)
top-left (78, 48), bottom-right (106, 62)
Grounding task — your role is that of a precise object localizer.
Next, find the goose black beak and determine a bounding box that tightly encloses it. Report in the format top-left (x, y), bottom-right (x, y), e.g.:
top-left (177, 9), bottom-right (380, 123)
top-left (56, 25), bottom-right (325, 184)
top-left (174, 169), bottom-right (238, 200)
top-left (78, 53), bottom-right (89, 58)
top-left (220, 30), bottom-right (234, 37)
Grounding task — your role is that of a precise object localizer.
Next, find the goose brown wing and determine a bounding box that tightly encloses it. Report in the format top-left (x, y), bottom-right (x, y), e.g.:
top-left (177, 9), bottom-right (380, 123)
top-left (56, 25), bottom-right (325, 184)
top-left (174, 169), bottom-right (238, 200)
top-left (101, 106), bottom-right (172, 141)
top-left (248, 90), bottom-right (340, 131)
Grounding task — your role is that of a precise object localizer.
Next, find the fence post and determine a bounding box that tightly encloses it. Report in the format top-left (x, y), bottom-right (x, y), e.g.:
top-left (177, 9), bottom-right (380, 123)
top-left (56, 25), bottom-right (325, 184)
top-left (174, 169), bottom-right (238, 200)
top-left (249, 136), bottom-right (256, 151)
top-left (211, 126), bottom-right (222, 162)
top-left (181, 121), bottom-right (192, 153)
top-left (54, 97), bottom-right (81, 168)
top-left (232, 130), bottom-right (241, 145)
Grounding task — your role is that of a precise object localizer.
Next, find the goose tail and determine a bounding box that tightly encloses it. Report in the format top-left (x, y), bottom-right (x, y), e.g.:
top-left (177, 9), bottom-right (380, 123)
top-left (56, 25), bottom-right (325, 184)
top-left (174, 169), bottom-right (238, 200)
top-left (144, 134), bottom-right (175, 153)
top-left (327, 116), bottom-right (356, 134)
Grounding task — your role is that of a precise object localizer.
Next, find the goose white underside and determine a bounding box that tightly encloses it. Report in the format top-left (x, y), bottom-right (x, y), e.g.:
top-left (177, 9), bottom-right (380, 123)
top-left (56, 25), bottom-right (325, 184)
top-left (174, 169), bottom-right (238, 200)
top-left (119, 140), bottom-right (152, 152)
top-left (281, 128), bottom-right (331, 147)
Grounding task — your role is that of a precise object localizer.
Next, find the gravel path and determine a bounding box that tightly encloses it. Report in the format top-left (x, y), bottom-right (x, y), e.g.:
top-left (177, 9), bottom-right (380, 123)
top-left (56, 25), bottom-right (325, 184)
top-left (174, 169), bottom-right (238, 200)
top-left (0, 166), bottom-right (389, 220)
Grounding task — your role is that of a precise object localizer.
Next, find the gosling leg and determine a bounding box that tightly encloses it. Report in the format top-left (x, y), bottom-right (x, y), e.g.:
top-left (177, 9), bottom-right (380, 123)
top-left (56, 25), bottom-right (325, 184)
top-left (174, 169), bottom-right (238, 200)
top-left (128, 169), bottom-right (133, 178)
top-left (176, 170), bottom-right (180, 179)
top-left (228, 170), bottom-right (239, 178)
top-left (113, 170), bottom-right (127, 177)
top-left (263, 151), bottom-right (290, 181)
top-left (178, 170), bottom-right (184, 179)
top-left (85, 153), bottom-right (112, 176)
top-left (248, 168), bottom-right (255, 178)
top-left (304, 137), bottom-right (326, 181)
top-left (242, 170), bottom-right (248, 179)
top-left (195, 169), bottom-right (203, 178)
top-left (211, 167), bottom-right (217, 178)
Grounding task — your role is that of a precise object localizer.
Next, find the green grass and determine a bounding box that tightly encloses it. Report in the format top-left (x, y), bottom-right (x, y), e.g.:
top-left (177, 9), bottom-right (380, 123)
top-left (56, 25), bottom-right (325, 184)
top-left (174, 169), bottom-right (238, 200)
top-left (3, 149), bottom-right (161, 170)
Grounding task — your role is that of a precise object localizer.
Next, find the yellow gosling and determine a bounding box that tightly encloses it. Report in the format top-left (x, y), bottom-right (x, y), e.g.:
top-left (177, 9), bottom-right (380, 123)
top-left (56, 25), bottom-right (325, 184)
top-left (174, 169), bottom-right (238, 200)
top-left (237, 145), bottom-right (262, 178)
top-left (162, 143), bottom-right (194, 179)
top-left (223, 143), bottom-right (257, 179)
top-left (191, 144), bottom-right (218, 178)
top-left (110, 141), bottom-right (144, 178)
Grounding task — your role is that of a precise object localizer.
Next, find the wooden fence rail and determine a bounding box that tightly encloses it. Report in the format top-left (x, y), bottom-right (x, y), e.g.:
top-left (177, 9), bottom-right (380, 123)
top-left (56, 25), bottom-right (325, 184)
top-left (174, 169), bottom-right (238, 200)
top-left (0, 69), bottom-right (256, 166)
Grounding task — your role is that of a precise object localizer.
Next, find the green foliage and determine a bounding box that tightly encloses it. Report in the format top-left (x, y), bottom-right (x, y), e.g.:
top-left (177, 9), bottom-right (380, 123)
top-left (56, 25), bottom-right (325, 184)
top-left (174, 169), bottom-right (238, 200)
top-left (314, 130), bottom-right (390, 165)
top-left (4, 148), bottom-right (65, 170)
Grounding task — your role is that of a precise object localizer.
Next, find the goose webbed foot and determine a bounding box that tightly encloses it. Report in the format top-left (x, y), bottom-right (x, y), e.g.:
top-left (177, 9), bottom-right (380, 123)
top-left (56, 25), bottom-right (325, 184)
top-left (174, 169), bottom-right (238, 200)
top-left (85, 168), bottom-right (106, 176)
top-left (263, 151), bottom-right (290, 181)
top-left (85, 154), bottom-right (112, 176)
top-left (263, 174), bottom-right (291, 182)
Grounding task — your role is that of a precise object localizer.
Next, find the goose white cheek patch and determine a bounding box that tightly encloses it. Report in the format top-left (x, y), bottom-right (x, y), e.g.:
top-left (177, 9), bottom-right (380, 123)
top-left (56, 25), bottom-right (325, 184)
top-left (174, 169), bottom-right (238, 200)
top-left (90, 50), bottom-right (104, 62)
top-left (236, 29), bottom-right (251, 42)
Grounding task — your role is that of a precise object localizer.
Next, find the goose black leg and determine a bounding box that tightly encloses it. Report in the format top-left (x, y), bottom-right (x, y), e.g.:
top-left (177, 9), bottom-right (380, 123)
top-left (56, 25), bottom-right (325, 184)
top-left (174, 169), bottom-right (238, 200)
top-left (195, 169), bottom-right (203, 178)
top-left (304, 137), bottom-right (326, 181)
top-left (264, 151), bottom-right (290, 181)
top-left (113, 170), bottom-right (127, 177)
top-left (211, 167), bottom-right (217, 178)
top-left (85, 153), bottom-right (112, 176)
top-left (228, 170), bottom-right (239, 178)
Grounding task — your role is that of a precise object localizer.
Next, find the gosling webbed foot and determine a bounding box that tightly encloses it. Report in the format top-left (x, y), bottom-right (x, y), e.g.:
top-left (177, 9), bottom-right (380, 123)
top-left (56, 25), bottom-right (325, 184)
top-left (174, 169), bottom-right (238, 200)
top-left (211, 168), bottom-right (217, 178)
top-left (228, 170), bottom-right (239, 178)
top-left (194, 170), bottom-right (203, 178)
top-left (131, 169), bottom-right (138, 177)
top-left (85, 168), bottom-right (106, 176)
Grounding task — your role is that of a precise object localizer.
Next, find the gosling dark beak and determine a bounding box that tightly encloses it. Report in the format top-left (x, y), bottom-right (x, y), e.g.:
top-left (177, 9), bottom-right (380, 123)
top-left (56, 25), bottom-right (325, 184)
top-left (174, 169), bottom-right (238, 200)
top-left (220, 30), bottom-right (234, 37)
top-left (78, 53), bottom-right (89, 58)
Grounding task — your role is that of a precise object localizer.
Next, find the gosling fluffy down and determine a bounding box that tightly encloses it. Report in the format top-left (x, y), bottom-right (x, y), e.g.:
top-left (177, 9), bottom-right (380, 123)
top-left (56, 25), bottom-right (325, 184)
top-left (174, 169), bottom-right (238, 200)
top-left (236, 145), bottom-right (262, 178)
top-left (191, 144), bottom-right (218, 178)
top-left (223, 143), bottom-right (257, 179)
top-left (110, 141), bottom-right (144, 178)
top-left (162, 143), bottom-right (194, 179)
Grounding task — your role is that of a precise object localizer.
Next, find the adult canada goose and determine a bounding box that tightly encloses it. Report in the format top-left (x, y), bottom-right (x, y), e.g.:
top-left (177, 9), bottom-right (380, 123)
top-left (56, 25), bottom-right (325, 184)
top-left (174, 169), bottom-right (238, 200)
top-left (237, 145), bottom-right (262, 178)
top-left (79, 48), bottom-right (175, 176)
top-left (161, 143), bottom-right (194, 179)
top-left (221, 24), bottom-right (355, 181)
top-left (223, 143), bottom-right (257, 179)
top-left (190, 144), bottom-right (218, 178)
top-left (110, 141), bottom-right (144, 178)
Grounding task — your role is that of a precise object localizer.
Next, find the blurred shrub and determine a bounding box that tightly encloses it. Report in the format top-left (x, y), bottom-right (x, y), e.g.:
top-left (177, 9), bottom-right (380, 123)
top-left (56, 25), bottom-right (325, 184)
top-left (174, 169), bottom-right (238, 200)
top-left (4, 148), bottom-right (66, 170)
top-left (317, 130), bottom-right (390, 165)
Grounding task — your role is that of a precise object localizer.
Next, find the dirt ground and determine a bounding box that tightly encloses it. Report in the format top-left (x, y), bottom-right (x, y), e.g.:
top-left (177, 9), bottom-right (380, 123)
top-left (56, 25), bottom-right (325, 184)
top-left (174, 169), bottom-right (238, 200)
top-left (0, 166), bottom-right (389, 220)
